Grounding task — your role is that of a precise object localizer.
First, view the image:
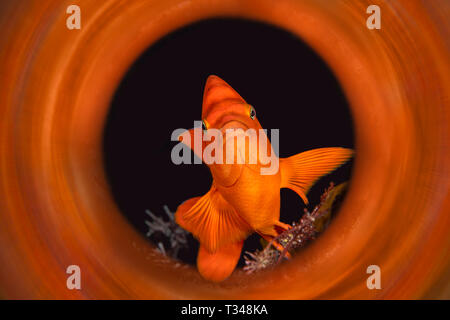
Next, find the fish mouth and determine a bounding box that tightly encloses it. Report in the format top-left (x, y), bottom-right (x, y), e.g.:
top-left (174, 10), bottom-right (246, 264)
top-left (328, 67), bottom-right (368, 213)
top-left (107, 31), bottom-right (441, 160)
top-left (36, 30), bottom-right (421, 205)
top-left (220, 120), bottom-right (249, 133)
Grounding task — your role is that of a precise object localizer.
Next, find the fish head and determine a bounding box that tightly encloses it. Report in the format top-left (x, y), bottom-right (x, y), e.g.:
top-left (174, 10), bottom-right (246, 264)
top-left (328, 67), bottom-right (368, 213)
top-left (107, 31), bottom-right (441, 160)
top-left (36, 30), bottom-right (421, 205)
top-left (201, 75), bottom-right (269, 187)
top-left (201, 75), bottom-right (262, 134)
top-left (178, 75), bottom-right (274, 187)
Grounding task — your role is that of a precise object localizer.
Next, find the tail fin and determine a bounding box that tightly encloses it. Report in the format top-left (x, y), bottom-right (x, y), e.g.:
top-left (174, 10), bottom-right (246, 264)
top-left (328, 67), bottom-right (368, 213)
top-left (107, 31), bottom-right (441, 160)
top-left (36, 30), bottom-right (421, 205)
top-left (280, 147), bottom-right (353, 204)
top-left (197, 241), bottom-right (243, 282)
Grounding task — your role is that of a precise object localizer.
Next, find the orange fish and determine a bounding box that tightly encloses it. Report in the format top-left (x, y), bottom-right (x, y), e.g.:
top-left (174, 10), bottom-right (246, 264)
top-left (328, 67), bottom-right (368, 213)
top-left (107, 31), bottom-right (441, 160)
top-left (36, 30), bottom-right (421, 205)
top-left (175, 75), bottom-right (353, 282)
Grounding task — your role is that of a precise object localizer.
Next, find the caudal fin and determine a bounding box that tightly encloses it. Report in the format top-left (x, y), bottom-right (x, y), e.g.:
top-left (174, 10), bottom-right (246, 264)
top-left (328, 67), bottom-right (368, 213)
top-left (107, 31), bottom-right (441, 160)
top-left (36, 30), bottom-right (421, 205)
top-left (280, 147), bottom-right (353, 204)
top-left (197, 241), bottom-right (243, 282)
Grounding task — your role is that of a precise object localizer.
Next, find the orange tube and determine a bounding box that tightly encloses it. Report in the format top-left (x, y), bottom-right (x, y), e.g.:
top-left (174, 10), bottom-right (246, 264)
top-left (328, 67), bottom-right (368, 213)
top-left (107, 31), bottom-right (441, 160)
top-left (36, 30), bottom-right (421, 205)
top-left (0, 0), bottom-right (449, 299)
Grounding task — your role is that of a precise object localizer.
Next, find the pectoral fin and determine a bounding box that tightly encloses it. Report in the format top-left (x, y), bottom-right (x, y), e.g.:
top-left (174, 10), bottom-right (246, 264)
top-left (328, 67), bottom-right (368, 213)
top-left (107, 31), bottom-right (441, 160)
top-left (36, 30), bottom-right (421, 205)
top-left (280, 147), bottom-right (353, 204)
top-left (175, 186), bottom-right (250, 253)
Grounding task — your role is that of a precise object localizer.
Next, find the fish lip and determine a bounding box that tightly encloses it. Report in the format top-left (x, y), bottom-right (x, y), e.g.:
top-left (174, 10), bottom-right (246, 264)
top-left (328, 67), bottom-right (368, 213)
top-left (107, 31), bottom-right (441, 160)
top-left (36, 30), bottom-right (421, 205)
top-left (219, 120), bottom-right (249, 132)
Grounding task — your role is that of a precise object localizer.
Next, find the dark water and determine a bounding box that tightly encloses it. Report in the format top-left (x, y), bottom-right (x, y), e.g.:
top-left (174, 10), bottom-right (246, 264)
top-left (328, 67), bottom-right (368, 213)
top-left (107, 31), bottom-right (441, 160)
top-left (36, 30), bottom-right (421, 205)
top-left (103, 18), bottom-right (355, 266)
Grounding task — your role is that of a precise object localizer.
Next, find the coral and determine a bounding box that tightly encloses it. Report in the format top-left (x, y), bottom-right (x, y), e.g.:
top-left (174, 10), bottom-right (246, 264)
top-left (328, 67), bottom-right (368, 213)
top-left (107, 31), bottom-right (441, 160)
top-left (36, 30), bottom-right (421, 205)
top-left (144, 183), bottom-right (347, 272)
top-left (145, 205), bottom-right (189, 259)
top-left (244, 182), bottom-right (347, 274)
top-left (242, 247), bottom-right (280, 274)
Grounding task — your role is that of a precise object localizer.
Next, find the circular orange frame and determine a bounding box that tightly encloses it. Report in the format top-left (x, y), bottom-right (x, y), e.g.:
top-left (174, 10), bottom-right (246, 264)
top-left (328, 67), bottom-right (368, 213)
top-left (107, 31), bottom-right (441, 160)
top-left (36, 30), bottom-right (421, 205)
top-left (0, 0), bottom-right (449, 299)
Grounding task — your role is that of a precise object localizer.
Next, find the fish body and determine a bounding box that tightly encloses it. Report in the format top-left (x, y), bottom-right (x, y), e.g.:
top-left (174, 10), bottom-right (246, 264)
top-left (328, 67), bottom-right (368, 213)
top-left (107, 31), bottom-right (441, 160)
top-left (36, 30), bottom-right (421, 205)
top-left (175, 75), bottom-right (353, 282)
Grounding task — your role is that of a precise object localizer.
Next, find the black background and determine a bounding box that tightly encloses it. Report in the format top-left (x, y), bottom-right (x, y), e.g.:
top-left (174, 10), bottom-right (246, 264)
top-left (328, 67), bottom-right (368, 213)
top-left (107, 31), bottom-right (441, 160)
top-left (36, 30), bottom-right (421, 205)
top-left (103, 18), bottom-right (354, 265)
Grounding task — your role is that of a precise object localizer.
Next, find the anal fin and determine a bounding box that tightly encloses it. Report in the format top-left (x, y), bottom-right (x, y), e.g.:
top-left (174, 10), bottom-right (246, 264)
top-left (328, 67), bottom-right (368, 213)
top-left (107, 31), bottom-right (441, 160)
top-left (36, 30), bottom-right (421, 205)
top-left (175, 186), bottom-right (251, 253)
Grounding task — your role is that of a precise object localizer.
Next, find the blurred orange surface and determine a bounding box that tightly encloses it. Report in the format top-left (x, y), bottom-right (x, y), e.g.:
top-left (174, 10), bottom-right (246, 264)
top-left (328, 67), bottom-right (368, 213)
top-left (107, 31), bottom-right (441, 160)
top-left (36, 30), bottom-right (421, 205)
top-left (0, 0), bottom-right (449, 299)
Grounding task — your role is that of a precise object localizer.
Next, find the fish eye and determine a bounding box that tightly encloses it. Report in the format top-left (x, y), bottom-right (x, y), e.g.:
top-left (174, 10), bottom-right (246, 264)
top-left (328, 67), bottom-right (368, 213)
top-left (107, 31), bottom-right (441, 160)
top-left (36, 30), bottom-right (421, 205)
top-left (202, 120), bottom-right (208, 131)
top-left (249, 105), bottom-right (256, 120)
